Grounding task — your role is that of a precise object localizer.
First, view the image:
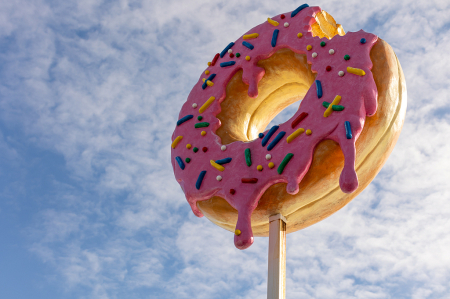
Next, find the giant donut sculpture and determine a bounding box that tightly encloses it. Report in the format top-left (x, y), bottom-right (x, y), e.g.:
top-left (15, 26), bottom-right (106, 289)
top-left (171, 4), bottom-right (407, 249)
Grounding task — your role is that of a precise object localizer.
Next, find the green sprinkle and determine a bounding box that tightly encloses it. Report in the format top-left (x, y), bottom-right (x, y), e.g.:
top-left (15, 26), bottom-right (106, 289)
top-left (277, 153), bottom-right (294, 174)
top-left (195, 122), bottom-right (209, 128)
top-left (332, 105), bottom-right (345, 111)
top-left (197, 116), bottom-right (203, 121)
top-left (320, 41), bottom-right (326, 47)
top-left (322, 101), bottom-right (330, 108)
top-left (236, 53), bottom-right (240, 57)
top-left (245, 148), bottom-right (252, 167)
top-left (193, 147), bottom-right (198, 153)
top-left (185, 157), bottom-right (191, 163)
top-left (344, 54), bottom-right (350, 61)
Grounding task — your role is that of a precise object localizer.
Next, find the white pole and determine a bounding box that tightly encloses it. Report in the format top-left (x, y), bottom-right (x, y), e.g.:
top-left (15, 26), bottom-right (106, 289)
top-left (267, 214), bottom-right (287, 299)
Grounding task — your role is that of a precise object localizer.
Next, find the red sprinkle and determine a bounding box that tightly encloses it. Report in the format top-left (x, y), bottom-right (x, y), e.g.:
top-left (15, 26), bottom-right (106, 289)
top-left (230, 189), bottom-right (236, 195)
top-left (291, 112), bottom-right (309, 129)
top-left (281, 14), bottom-right (285, 19)
top-left (326, 65), bottom-right (332, 72)
top-left (202, 147), bottom-right (208, 152)
top-left (241, 178), bottom-right (258, 184)
top-left (211, 53), bottom-right (220, 66)
top-left (229, 53), bottom-right (234, 58)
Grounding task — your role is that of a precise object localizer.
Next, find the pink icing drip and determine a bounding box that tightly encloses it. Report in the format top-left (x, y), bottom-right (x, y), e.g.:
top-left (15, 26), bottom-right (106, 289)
top-left (171, 6), bottom-right (378, 250)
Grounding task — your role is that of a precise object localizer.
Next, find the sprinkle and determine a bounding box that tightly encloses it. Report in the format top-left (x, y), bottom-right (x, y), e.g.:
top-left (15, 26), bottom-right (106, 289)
top-left (202, 147), bottom-right (208, 152)
top-left (242, 178), bottom-right (258, 183)
top-left (258, 133), bottom-right (264, 139)
top-left (186, 144), bottom-right (192, 149)
top-left (271, 29), bottom-right (279, 47)
top-left (284, 22), bottom-right (289, 27)
top-left (229, 53), bottom-right (234, 58)
top-left (329, 49), bottom-right (335, 55)
top-left (312, 52), bottom-right (317, 58)
top-left (344, 54), bottom-right (350, 61)
top-left (262, 125), bottom-right (279, 146)
top-left (205, 70), bottom-right (210, 75)
top-left (216, 158), bottom-right (232, 165)
top-left (306, 129), bottom-right (312, 135)
top-left (197, 116), bottom-right (203, 121)
top-left (236, 53), bottom-right (241, 57)
top-left (326, 66), bottom-right (332, 72)
top-left (196, 171), bottom-right (206, 190)
top-left (195, 122), bottom-right (210, 128)
top-left (286, 128), bottom-right (304, 143)
top-left (199, 96), bottom-right (215, 113)
top-left (257, 165), bottom-right (263, 171)
top-left (338, 71), bottom-right (345, 77)
top-left (220, 61), bottom-right (236, 67)
top-left (360, 38), bottom-right (366, 44)
top-left (320, 41), bottom-right (326, 47)
top-left (268, 162), bottom-right (275, 169)
top-left (207, 62), bottom-right (211, 66)
top-left (267, 18), bottom-right (279, 26)
top-left (291, 112), bottom-right (308, 128)
top-left (177, 115), bottom-right (194, 126)
top-left (201, 131), bottom-right (206, 136)
top-left (171, 136), bottom-right (183, 149)
top-left (315, 80), bottom-right (323, 98)
top-left (221, 145), bottom-right (227, 151)
top-left (175, 156), bottom-right (185, 170)
top-left (291, 4), bottom-right (309, 18)
top-left (220, 42), bottom-right (235, 58)
top-left (217, 175), bottom-right (222, 181)
top-left (230, 189), bottom-right (236, 195)
top-left (266, 154), bottom-right (272, 160)
top-left (297, 33), bottom-right (303, 38)
top-left (242, 41), bottom-right (254, 50)
top-left (185, 157), bottom-right (191, 163)
top-left (281, 14), bottom-right (285, 19)
top-left (243, 33), bottom-right (259, 40)
top-left (245, 148), bottom-right (252, 166)
top-left (345, 121), bottom-right (352, 139)
top-left (235, 229), bottom-right (241, 235)
top-left (322, 101), bottom-right (345, 111)
top-left (228, 49), bottom-right (233, 54)
top-left (267, 131), bottom-right (286, 151)
top-left (192, 103), bottom-right (198, 108)
top-left (210, 160), bottom-right (225, 172)
top-left (324, 95), bottom-right (342, 117)
top-left (193, 147), bottom-right (199, 153)
top-left (245, 56), bottom-right (251, 61)
top-left (202, 74), bottom-right (216, 89)
top-left (211, 53), bottom-right (220, 66)
top-left (277, 153), bottom-right (294, 174)
top-left (306, 45), bottom-right (312, 51)
top-left (347, 67), bottom-right (366, 76)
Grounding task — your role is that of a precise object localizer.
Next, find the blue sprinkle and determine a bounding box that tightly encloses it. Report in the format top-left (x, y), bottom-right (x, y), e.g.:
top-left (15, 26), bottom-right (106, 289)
top-left (242, 41), bottom-right (254, 50)
top-left (291, 4), bottom-right (309, 18)
top-left (315, 80), bottom-right (323, 99)
top-left (215, 158), bottom-right (232, 165)
top-left (258, 133), bottom-right (264, 139)
top-left (202, 73), bottom-right (217, 89)
top-left (262, 125), bottom-right (279, 147)
top-left (271, 29), bottom-right (279, 47)
top-left (177, 115), bottom-right (193, 126)
top-left (196, 170), bottom-right (207, 190)
top-left (360, 38), bottom-right (366, 44)
top-left (175, 156), bottom-right (185, 170)
top-left (220, 42), bottom-right (235, 58)
top-left (220, 61), bottom-right (236, 67)
top-left (345, 121), bottom-right (352, 139)
top-left (267, 131), bottom-right (286, 151)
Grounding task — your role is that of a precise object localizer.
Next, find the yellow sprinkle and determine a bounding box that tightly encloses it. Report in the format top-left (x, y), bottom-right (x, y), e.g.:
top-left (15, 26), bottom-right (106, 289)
top-left (257, 165), bottom-right (263, 171)
top-left (267, 18), bottom-right (279, 27)
top-left (210, 160), bottom-right (225, 171)
top-left (202, 78), bottom-right (206, 82)
top-left (245, 56), bottom-right (251, 61)
top-left (199, 96), bottom-right (215, 113)
top-left (186, 144), bottom-right (192, 149)
top-left (243, 33), bottom-right (259, 39)
top-left (171, 136), bottom-right (183, 149)
top-left (207, 62), bottom-right (211, 66)
top-left (347, 67), bottom-right (366, 76)
top-left (306, 45), bottom-right (312, 51)
top-left (324, 95), bottom-right (342, 117)
top-left (205, 70), bottom-right (210, 75)
top-left (268, 162), bottom-right (275, 169)
top-left (286, 128), bottom-right (305, 143)
top-left (297, 33), bottom-right (303, 38)
top-left (201, 131), bottom-right (206, 136)
top-left (306, 129), bottom-right (312, 135)
top-left (235, 229), bottom-right (241, 236)
top-left (206, 80), bottom-right (214, 87)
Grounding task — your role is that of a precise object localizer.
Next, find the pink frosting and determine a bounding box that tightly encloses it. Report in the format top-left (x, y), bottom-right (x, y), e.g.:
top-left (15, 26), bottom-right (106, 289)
top-left (171, 6), bottom-right (378, 250)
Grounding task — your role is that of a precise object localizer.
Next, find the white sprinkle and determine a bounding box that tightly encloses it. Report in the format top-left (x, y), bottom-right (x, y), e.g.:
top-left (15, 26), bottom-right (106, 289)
top-left (338, 71), bottom-right (345, 77)
top-left (216, 175), bottom-right (222, 181)
top-left (284, 22), bottom-right (289, 27)
top-left (312, 52), bottom-right (317, 58)
top-left (192, 103), bottom-right (198, 108)
top-left (221, 145), bottom-right (227, 151)
top-left (228, 49), bottom-right (233, 54)
top-left (266, 154), bottom-right (272, 160)
top-left (329, 49), bottom-right (335, 55)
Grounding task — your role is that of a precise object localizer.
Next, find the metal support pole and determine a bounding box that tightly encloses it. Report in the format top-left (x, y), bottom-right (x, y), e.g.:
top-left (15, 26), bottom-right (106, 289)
top-left (267, 214), bottom-right (287, 299)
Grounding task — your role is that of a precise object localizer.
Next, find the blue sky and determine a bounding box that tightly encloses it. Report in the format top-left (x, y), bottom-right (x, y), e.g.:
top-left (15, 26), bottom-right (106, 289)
top-left (1, 0), bottom-right (449, 298)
